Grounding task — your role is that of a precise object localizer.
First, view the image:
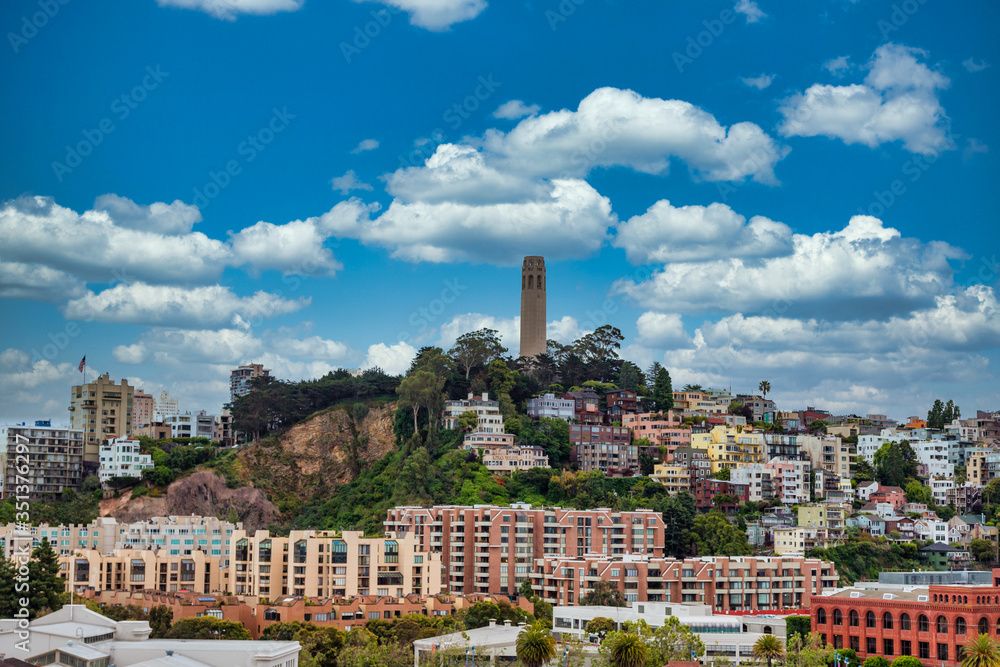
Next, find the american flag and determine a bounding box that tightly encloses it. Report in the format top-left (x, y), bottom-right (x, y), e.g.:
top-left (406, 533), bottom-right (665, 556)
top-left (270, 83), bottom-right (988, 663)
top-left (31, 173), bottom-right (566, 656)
top-left (78, 356), bottom-right (86, 373)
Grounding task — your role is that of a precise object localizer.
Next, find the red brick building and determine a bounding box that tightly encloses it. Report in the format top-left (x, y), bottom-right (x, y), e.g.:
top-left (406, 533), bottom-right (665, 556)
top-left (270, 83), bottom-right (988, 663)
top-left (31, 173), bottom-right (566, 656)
top-left (384, 504), bottom-right (665, 597)
top-left (605, 389), bottom-right (638, 423)
top-left (563, 390), bottom-right (602, 425)
top-left (811, 574), bottom-right (1000, 667)
top-left (691, 478), bottom-right (750, 510)
top-left (569, 424), bottom-right (636, 474)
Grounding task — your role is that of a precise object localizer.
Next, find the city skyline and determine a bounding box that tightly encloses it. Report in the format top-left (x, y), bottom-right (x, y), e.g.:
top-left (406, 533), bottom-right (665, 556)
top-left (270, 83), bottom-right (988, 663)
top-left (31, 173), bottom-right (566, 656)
top-left (1, 1), bottom-right (998, 423)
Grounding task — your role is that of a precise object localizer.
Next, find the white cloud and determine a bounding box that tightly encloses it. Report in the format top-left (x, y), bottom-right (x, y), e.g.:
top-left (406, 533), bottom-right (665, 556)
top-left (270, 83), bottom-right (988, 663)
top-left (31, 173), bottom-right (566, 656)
top-left (780, 43), bottom-right (951, 155)
top-left (963, 138), bottom-right (989, 161)
top-left (741, 74), bottom-right (774, 90)
top-left (823, 56), bottom-right (851, 77)
top-left (62, 283), bottom-right (309, 328)
top-left (94, 195), bottom-right (202, 235)
top-left (547, 316), bottom-right (589, 345)
top-left (113, 344), bottom-right (148, 364)
top-left (437, 313), bottom-right (589, 357)
top-left (963, 57), bottom-right (990, 73)
top-left (155, 0), bottom-right (304, 20)
top-left (351, 139), bottom-right (380, 153)
top-left (0, 196), bottom-right (230, 285)
top-left (0, 355), bottom-right (79, 424)
top-left (734, 0), bottom-right (766, 23)
top-left (636, 312), bottom-right (689, 347)
top-left (229, 218), bottom-right (343, 276)
top-left (480, 87), bottom-right (787, 184)
top-left (0, 262), bottom-right (87, 301)
top-left (362, 342), bottom-right (417, 375)
top-left (613, 199), bottom-right (793, 264)
top-left (494, 100), bottom-right (540, 120)
top-left (331, 170), bottom-right (375, 195)
top-left (615, 215), bottom-right (966, 318)
top-left (272, 335), bottom-right (353, 361)
top-left (363, 0), bottom-right (487, 30)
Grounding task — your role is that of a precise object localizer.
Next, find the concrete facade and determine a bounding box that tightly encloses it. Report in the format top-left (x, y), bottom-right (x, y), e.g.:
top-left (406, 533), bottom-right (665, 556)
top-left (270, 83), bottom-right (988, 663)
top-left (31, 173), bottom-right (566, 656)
top-left (70, 373), bottom-right (135, 463)
top-left (132, 389), bottom-right (155, 432)
top-left (0, 422), bottom-right (84, 498)
top-left (519, 256), bottom-right (546, 359)
top-left (230, 363), bottom-right (271, 403)
top-left (98, 436), bottom-right (154, 483)
top-left (526, 393), bottom-right (575, 421)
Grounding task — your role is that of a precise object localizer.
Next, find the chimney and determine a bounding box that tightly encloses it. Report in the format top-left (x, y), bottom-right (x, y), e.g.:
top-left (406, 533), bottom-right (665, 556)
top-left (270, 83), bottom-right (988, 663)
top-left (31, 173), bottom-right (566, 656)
top-left (468, 393), bottom-right (474, 400)
top-left (489, 619), bottom-right (496, 627)
top-left (504, 620), bottom-right (511, 627)
top-left (483, 392), bottom-right (489, 401)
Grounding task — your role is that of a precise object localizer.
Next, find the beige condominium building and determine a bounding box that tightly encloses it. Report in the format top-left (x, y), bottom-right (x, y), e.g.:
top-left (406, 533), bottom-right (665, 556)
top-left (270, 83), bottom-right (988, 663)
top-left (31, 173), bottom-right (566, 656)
top-left (63, 547), bottom-right (225, 595)
top-left (70, 373), bottom-right (134, 463)
top-left (384, 504), bottom-right (665, 597)
top-left (227, 529), bottom-right (441, 600)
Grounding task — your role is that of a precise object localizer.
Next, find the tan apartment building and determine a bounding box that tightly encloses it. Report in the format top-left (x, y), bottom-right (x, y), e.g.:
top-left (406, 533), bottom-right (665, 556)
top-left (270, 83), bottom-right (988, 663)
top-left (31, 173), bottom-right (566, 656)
top-left (649, 463), bottom-right (691, 495)
top-left (63, 547), bottom-right (225, 595)
top-left (227, 529), bottom-right (441, 600)
top-left (384, 504), bottom-right (665, 597)
top-left (70, 372), bottom-right (134, 463)
top-left (797, 503), bottom-right (849, 543)
top-left (478, 444), bottom-right (549, 472)
top-left (772, 527), bottom-right (831, 555)
top-left (694, 425), bottom-right (765, 473)
top-left (530, 554), bottom-right (839, 610)
top-left (132, 390), bottom-right (155, 432)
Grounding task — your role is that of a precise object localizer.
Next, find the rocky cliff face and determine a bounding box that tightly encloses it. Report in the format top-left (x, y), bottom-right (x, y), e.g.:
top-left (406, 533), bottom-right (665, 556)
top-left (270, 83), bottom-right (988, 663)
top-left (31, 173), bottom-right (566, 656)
top-left (100, 401), bottom-right (398, 528)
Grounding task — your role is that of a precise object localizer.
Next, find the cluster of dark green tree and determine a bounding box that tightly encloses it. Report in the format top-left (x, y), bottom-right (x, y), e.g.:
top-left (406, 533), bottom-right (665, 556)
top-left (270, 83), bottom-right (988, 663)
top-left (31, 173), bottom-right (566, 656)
top-left (0, 539), bottom-right (64, 620)
top-left (231, 367), bottom-right (400, 441)
top-left (808, 539), bottom-right (922, 585)
top-left (927, 398), bottom-right (961, 429)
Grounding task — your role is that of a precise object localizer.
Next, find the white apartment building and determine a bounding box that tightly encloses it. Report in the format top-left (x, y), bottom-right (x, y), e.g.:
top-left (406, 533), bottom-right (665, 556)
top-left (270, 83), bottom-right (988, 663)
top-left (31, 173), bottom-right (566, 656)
top-left (766, 458), bottom-right (811, 505)
top-left (858, 429), bottom-right (952, 478)
top-left (914, 518), bottom-right (949, 543)
top-left (930, 476), bottom-right (955, 505)
top-left (527, 393), bottom-right (575, 421)
top-left (730, 464), bottom-right (773, 503)
top-left (153, 389), bottom-right (179, 421)
top-left (443, 393), bottom-right (505, 433)
top-left (163, 410), bottom-right (217, 439)
top-left (98, 436), bottom-right (154, 483)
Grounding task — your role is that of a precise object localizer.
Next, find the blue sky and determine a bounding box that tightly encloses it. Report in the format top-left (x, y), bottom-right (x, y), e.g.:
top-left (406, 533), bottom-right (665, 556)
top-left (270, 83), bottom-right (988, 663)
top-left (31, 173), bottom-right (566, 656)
top-left (1, 0), bottom-right (997, 423)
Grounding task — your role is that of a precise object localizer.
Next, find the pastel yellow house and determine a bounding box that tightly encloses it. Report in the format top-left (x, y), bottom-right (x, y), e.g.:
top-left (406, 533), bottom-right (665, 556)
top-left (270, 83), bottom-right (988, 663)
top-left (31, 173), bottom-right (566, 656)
top-left (692, 425), bottom-right (764, 473)
top-left (650, 464), bottom-right (691, 495)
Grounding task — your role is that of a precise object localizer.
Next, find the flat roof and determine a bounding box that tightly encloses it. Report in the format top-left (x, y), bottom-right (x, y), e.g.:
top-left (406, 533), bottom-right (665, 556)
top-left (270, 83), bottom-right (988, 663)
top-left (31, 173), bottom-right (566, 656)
top-left (413, 623), bottom-right (526, 649)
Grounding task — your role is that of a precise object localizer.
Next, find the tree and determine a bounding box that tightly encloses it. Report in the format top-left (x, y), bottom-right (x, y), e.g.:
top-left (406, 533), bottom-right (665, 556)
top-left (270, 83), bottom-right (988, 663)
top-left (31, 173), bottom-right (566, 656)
top-left (963, 634), bottom-right (1000, 667)
top-left (28, 537), bottom-right (64, 619)
top-left (970, 539), bottom-right (997, 563)
top-left (573, 325), bottom-right (624, 382)
top-left (863, 659), bottom-right (890, 667)
top-left (646, 616), bottom-right (706, 663)
top-left (0, 545), bottom-right (16, 619)
top-left (450, 328), bottom-right (507, 378)
top-left (758, 380), bottom-right (771, 400)
top-left (461, 600), bottom-right (532, 629)
top-left (488, 360), bottom-right (522, 433)
top-left (905, 480), bottom-right (932, 505)
top-left (149, 605), bottom-right (173, 638)
top-left (586, 617), bottom-right (616, 639)
top-left (752, 634), bottom-right (785, 667)
top-left (891, 658), bottom-right (923, 667)
top-left (167, 616), bottom-right (251, 640)
top-left (649, 364), bottom-right (674, 412)
top-left (516, 624), bottom-right (557, 667)
top-left (729, 401), bottom-right (753, 422)
top-left (687, 511), bottom-right (753, 556)
top-left (662, 493), bottom-right (696, 558)
top-left (580, 580), bottom-right (626, 607)
top-left (617, 361), bottom-right (646, 394)
top-left (808, 420), bottom-right (828, 433)
top-left (602, 631), bottom-right (648, 667)
top-left (519, 577), bottom-right (534, 600)
top-left (784, 632), bottom-right (833, 667)
top-left (457, 410), bottom-right (478, 432)
top-left (396, 370), bottom-right (446, 435)
top-left (785, 615), bottom-right (811, 642)
top-left (874, 441), bottom-right (918, 488)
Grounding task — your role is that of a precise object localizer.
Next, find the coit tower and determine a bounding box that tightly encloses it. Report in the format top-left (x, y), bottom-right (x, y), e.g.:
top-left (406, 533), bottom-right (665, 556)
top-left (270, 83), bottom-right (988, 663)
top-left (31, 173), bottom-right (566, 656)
top-left (519, 256), bottom-right (546, 359)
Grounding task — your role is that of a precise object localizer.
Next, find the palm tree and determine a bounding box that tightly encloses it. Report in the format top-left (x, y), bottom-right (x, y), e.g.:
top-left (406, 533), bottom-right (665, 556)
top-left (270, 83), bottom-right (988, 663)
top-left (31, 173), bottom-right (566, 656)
top-left (752, 634), bottom-right (785, 667)
top-left (758, 380), bottom-right (771, 399)
top-left (604, 631), bottom-right (648, 667)
top-left (516, 624), bottom-right (556, 667)
top-left (963, 633), bottom-right (1000, 667)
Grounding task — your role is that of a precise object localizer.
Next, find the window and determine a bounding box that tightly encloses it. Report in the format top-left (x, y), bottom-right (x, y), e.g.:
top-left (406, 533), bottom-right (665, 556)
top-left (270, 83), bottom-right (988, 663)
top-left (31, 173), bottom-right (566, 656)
top-left (938, 644), bottom-right (949, 661)
top-left (956, 617), bottom-right (967, 635)
top-left (981, 617), bottom-right (990, 636)
top-left (817, 608), bottom-right (827, 625)
top-left (919, 615), bottom-right (929, 633)
top-left (850, 610), bottom-right (860, 627)
top-left (867, 611), bottom-right (877, 629)
top-left (833, 609), bottom-right (843, 626)
top-left (900, 613), bottom-right (910, 631)
top-left (850, 636), bottom-right (859, 652)
top-left (883, 613), bottom-right (893, 630)
top-left (938, 616), bottom-right (948, 634)
top-left (901, 641), bottom-right (911, 657)
top-left (866, 638), bottom-right (877, 654)
top-left (919, 642), bottom-right (930, 660)
top-left (883, 639), bottom-right (894, 656)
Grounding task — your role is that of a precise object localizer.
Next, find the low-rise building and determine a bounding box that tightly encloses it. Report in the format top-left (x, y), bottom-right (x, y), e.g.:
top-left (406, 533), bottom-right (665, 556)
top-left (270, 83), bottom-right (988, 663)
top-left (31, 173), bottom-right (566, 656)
top-left (694, 425), bottom-right (765, 473)
top-left (605, 389), bottom-right (638, 422)
top-left (569, 424), bottom-right (636, 474)
top-left (772, 526), bottom-right (829, 554)
top-left (564, 390), bottom-right (603, 425)
top-left (526, 393), bottom-right (575, 421)
top-left (622, 411), bottom-right (692, 452)
top-left (98, 436), bottom-right (154, 483)
top-left (477, 444), bottom-right (549, 472)
top-left (443, 393), bottom-right (503, 431)
top-left (162, 410), bottom-right (217, 440)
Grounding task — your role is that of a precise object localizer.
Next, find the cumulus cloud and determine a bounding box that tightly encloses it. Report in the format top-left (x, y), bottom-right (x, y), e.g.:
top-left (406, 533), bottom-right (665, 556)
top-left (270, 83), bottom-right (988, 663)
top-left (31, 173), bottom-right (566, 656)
top-left (613, 199), bottom-right (793, 264)
top-left (62, 283), bottom-right (309, 328)
top-left (0, 262), bottom-right (87, 301)
top-left (636, 312), bottom-right (689, 347)
top-left (494, 100), bottom-right (540, 120)
top-left (272, 335), bottom-right (353, 361)
top-left (361, 0), bottom-right (487, 30)
top-left (741, 74), bottom-right (774, 89)
top-left (0, 196), bottom-right (230, 285)
top-left (823, 56), bottom-right (851, 77)
top-left (351, 139), bottom-right (380, 153)
top-left (155, 0), bottom-right (304, 20)
top-left (963, 57), bottom-right (990, 73)
top-left (615, 215), bottom-right (966, 319)
top-left (229, 218), bottom-right (343, 276)
top-left (480, 87), bottom-right (787, 184)
top-left (113, 343), bottom-right (149, 364)
top-left (436, 313), bottom-right (589, 357)
top-left (331, 170), bottom-right (374, 195)
top-left (780, 43), bottom-right (951, 155)
top-left (362, 341), bottom-right (417, 375)
top-left (734, 0), bottom-right (766, 23)
top-left (94, 194), bottom-right (202, 235)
